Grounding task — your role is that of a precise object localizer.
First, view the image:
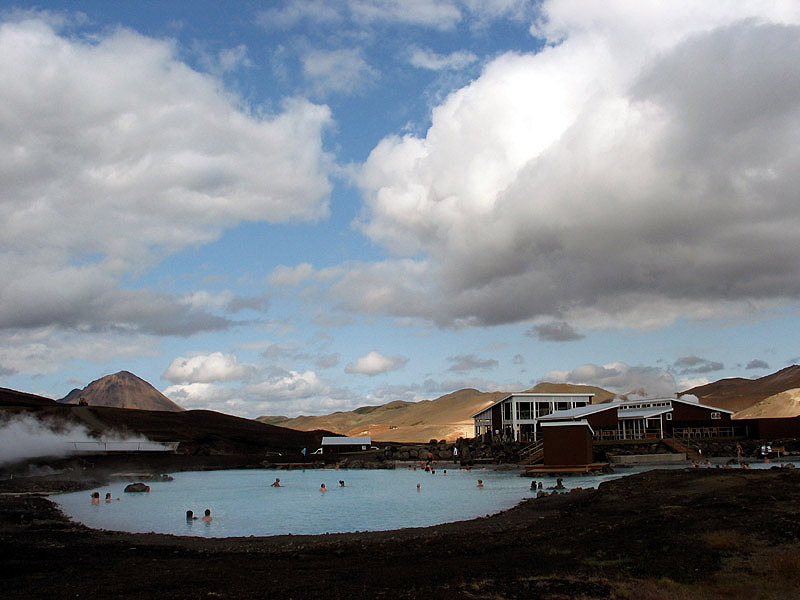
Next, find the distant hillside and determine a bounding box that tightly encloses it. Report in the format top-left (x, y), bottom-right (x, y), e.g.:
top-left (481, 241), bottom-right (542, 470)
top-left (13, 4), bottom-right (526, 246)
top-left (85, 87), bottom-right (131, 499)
top-left (1, 385), bottom-right (330, 458)
top-left (682, 365), bottom-right (800, 413)
top-left (525, 382), bottom-right (617, 403)
top-left (259, 389), bottom-right (508, 443)
top-left (257, 384), bottom-right (618, 443)
top-left (733, 388), bottom-right (800, 420)
top-left (60, 371), bottom-right (183, 412)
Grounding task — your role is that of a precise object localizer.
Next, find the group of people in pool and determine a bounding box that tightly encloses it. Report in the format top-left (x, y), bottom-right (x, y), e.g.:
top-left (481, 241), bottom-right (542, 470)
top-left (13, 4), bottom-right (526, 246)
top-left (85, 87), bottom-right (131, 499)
top-left (90, 492), bottom-right (119, 504)
top-left (270, 477), bottom-right (347, 491)
top-left (186, 509), bottom-right (213, 522)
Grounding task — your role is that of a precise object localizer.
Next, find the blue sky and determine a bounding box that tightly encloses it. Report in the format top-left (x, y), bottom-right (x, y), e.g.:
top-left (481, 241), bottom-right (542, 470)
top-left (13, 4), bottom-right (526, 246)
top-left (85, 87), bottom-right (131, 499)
top-left (2, 1), bottom-right (800, 419)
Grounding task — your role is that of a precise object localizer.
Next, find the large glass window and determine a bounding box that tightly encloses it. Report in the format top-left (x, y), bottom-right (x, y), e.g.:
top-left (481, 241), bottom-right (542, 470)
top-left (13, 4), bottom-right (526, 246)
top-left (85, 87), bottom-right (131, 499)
top-left (536, 403), bottom-right (550, 417)
top-left (516, 402), bottom-right (533, 420)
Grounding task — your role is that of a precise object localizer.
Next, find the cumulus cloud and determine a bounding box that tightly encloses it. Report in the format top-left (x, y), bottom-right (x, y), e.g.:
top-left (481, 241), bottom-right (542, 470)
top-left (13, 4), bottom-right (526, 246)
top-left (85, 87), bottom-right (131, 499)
top-left (0, 17), bottom-right (332, 338)
top-left (527, 321), bottom-right (584, 342)
top-left (245, 369), bottom-right (328, 400)
top-left (543, 362), bottom-right (678, 399)
top-left (344, 3), bottom-right (800, 332)
top-left (446, 354), bottom-right (499, 372)
top-left (163, 352), bottom-right (258, 384)
top-left (345, 350), bottom-right (408, 375)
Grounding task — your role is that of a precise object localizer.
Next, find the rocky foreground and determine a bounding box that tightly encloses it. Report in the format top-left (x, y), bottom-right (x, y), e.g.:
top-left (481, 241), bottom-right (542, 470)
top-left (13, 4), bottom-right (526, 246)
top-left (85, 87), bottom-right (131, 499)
top-left (2, 467), bottom-right (800, 599)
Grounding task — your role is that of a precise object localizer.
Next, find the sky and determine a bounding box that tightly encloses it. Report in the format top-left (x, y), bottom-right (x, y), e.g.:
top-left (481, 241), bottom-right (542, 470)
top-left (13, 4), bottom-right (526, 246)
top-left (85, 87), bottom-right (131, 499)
top-left (2, 1), bottom-right (800, 420)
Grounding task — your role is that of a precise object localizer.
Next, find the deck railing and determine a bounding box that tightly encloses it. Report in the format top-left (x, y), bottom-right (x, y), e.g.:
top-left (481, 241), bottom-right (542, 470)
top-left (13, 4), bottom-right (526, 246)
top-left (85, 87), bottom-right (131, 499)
top-left (68, 441), bottom-right (180, 452)
top-left (593, 426), bottom-right (743, 442)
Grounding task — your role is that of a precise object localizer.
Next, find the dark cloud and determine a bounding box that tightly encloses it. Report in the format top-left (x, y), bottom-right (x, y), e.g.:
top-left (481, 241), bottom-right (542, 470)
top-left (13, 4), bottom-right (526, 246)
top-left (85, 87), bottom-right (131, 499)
top-left (674, 356), bottom-right (725, 375)
top-left (446, 354), bottom-right (499, 373)
top-left (0, 363), bottom-right (17, 376)
top-left (315, 353), bottom-right (340, 368)
top-left (746, 359), bottom-right (769, 370)
top-left (526, 321), bottom-right (584, 342)
top-left (227, 294), bottom-right (270, 313)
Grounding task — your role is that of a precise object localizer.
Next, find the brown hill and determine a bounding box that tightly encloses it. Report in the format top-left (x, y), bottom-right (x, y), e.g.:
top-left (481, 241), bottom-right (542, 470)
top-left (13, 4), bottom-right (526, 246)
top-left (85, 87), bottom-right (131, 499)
top-left (259, 389), bottom-right (509, 443)
top-left (733, 388), bottom-right (800, 420)
top-left (682, 365), bottom-right (800, 413)
top-left (60, 371), bottom-right (183, 412)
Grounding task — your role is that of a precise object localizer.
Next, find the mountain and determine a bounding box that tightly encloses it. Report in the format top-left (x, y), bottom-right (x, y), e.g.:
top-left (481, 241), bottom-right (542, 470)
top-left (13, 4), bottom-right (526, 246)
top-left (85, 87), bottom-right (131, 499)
top-left (682, 365), bottom-right (800, 413)
top-left (59, 371), bottom-right (184, 412)
top-left (1, 386), bottom-right (331, 459)
top-left (259, 389), bottom-right (509, 443)
top-left (258, 384), bottom-right (618, 443)
top-left (733, 388), bottom-right (800, 420)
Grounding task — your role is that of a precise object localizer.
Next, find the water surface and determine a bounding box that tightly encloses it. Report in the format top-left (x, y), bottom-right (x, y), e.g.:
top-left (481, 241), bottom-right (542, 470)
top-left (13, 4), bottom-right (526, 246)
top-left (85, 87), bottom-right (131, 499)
top-left (56, 467), bottom-right (603, 537)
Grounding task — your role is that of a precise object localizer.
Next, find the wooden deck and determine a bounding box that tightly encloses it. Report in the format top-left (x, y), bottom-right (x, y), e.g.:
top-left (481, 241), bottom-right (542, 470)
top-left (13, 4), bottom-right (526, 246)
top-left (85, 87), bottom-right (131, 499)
top-left (524, 462), bottom-right (609, 475)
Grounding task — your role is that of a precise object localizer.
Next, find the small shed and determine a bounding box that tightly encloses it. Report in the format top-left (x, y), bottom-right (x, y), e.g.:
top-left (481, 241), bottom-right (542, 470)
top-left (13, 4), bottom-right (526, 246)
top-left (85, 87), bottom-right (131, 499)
top-left (541, 421), bottom-right (594, 466)
top-left (320, 436), bottom-right (372, 456)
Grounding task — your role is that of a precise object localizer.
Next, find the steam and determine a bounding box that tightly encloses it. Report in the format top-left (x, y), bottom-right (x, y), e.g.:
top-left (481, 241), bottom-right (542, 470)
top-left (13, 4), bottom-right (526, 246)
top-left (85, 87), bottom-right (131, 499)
top-left (0, 414), bottom-right (155, 466)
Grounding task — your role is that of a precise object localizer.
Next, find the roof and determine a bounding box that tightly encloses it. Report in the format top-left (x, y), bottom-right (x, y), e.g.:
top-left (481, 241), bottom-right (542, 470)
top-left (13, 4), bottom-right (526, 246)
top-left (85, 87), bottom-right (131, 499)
top-left (321, 436), bottom-right (371, 446)
top-left (538, 402), bottom-right (621, 421)
top-left (617, 407), bottom-right (671, 420)
top-left (470, 392), bottom-right (596, 418)
top-left (672, 396), bottom-right (734, 414)
top-left (541, 419), bottom-right (595, 434)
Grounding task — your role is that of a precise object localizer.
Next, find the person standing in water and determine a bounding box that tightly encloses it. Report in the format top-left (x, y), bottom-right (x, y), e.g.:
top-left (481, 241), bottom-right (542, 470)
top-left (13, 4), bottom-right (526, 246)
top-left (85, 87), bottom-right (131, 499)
top-left (271, 478), bottom-right (282, 487)
top-left (201, 509), bottom-right (212, 522)
top-left (319, 483), bottom-right (327, 492)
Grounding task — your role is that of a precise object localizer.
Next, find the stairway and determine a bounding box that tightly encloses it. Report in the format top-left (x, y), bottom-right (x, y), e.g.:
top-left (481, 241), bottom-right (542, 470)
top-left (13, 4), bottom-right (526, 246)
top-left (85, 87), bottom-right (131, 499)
top-left (662, 436), bottom-right (702, 461)
top-left (519, 440), bottom-right (544, 465)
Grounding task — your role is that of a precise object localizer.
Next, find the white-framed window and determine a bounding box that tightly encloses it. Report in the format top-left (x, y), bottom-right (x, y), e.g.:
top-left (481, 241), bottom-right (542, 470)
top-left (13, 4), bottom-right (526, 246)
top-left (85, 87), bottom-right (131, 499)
top-left (665, 413), bottom-right (673, 421)
top-left (711, 411), bottom-right (721, 420)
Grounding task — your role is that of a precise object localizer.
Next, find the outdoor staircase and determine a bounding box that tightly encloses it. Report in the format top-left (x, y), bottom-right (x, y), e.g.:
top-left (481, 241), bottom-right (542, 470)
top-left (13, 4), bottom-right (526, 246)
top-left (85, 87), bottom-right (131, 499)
top-left (519, 440), bottom-right (544, 465)
top-left (662, 436), bottom-right (702, 461)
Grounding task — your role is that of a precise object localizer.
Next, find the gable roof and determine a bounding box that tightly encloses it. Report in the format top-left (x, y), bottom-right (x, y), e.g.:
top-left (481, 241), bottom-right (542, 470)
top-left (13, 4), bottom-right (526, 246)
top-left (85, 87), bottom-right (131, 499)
top-left (538, 402), bottom-right (620, 421)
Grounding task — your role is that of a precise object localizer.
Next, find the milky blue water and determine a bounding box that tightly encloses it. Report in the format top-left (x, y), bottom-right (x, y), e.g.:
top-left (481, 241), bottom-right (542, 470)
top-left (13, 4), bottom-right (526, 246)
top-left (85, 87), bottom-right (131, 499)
top-left (55, 466), bottom-right (618, 538)
top-left (55, 463), bottom-right (785, 538)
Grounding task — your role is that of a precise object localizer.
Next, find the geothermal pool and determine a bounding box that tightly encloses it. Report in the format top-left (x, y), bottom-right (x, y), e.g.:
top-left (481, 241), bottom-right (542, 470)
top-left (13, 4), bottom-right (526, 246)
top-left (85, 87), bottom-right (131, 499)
top-left (55, 466), bottom-right (627, 538)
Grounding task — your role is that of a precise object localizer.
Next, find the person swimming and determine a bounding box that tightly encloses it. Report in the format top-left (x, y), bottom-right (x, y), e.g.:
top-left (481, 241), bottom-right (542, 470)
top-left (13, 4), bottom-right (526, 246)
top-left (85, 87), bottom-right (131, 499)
top-left (477, 479), bottom-right (484, 488)
top-left (320, 483), bottom-right (327, 492)
top-left (90, 492), bottom-right (100, 505)
top-left (201, 509), bottom-right (212, 522)
top-left (339, 480), bottom-right (345, 487)
top-left (271, 478), bottom-right (282, 487)
top-left (186, 510), bottom-right (197, 521)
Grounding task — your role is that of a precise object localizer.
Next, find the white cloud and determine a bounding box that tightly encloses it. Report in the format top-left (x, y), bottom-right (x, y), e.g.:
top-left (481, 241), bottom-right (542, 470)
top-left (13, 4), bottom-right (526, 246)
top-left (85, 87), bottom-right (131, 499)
top-left (348, 0), bottom-right (462, 30)
top-left (410, 47), bottom-right (477, 70)
top-left (269, 263), bottom-right (315, 287)
top-left (163, 352), bottom-right (257, 384)
top-left (245, 369), bottom-right (328, 400)
top-left (0, 17), bottom-right (333, 336)
top-left (345, 350), bottom-right (408, 375)
top-left (303, 48), bottom-right (377, 96)
top-left (345, 3), bottom-right (800, 332)
top-left (543, 362), bottom-right (678, 398)
top-left (0, 328), bottom-right (158, 379)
